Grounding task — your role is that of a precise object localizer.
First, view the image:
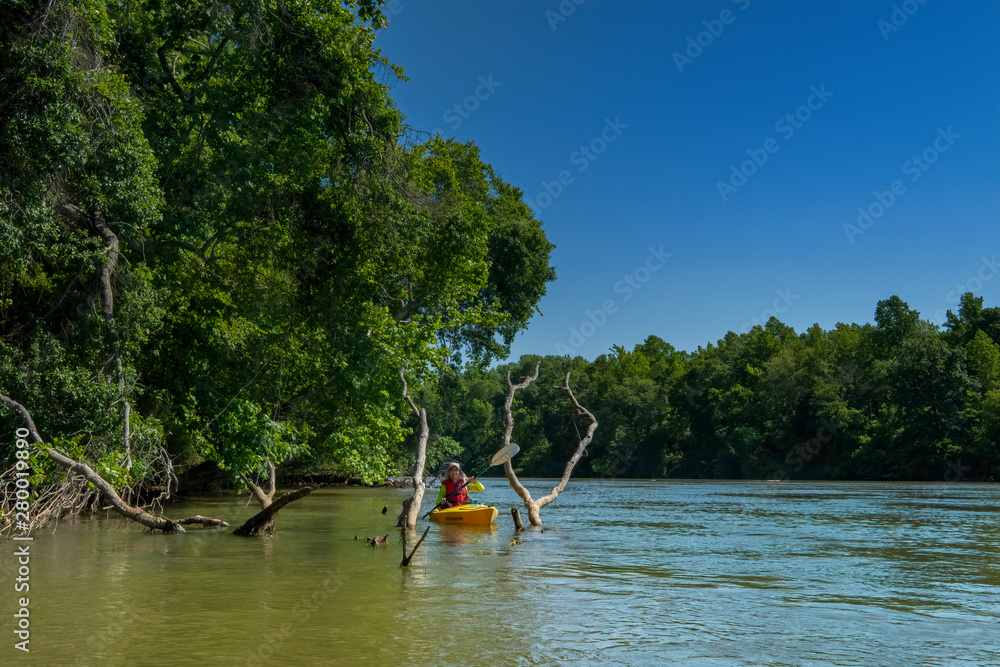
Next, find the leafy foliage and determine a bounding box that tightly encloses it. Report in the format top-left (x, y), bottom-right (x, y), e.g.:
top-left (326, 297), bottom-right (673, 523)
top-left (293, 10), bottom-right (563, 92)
top-left (411, 296), bottom-right (999, 482)
top-left (0, 0), bottom-right (555, 489)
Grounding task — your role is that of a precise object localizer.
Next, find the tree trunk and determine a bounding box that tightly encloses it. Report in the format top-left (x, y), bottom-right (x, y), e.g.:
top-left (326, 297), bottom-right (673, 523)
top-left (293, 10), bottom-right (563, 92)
top-left (54, 203), bottom-right (134, 468)
top-left (500, 363), bottom-right (541, 522)
top-left (177, 515), bottom-right (230, 527)
top-left (500, 366), bottom-right (598, 527)
top-left (89, 207), bottom-right (132, 469)
top-left (233, 486), bottom-right (314, 536)
top-left (400, 526), bottom-right (430, 566)
top-left (232, 460), bottom-right (313, 536)
top-left (511, 507), bottom-right (524, 531)
top-left (530, 372), bottom-right (598, 513)
top-left (526, 502), bottom-right (542, 527)
top-left (396, 369), bottom-right (428, 529)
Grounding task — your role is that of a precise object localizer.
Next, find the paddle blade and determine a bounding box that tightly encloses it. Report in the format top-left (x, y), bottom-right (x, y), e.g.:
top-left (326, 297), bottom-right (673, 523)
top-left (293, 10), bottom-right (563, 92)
top-left (491, 443), bottom-right (520, 466)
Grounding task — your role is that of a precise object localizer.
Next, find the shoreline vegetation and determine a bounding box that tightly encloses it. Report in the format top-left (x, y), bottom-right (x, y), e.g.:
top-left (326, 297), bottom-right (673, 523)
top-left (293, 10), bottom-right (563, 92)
top-left (398, 294), bottom-right (999, 488)
top-left (1, 1), bottom-right (997, 539)
top-left (3, 291), bottom-right (999, 537)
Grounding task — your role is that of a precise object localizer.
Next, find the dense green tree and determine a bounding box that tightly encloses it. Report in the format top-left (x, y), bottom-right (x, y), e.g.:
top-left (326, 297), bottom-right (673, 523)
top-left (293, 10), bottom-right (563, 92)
top-left (1, 0), bottom-right (555, 505)
top-left (415, 295), bottom-right (998, 482)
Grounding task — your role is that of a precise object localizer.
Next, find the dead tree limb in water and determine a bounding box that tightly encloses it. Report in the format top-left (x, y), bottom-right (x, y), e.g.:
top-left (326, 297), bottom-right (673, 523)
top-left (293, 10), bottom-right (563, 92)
top-left (240, 460), bottom-right (277, 507)
top-left (232, 460), bottom-right (315, 536)
top-left (177, 515), bottom-right (230, 528)
top-left (233, 486), bottom-right (314, 536)
top-left (0, 392), bottom-right (228, 534)
top-left (395, 368), bottom-right (428, 530)
top-left (511, 507), bottom-right (524, 531)
top-left (400, 526), bottom-right (430, 566)
top-left (502, 367), bottom-right (598, 527)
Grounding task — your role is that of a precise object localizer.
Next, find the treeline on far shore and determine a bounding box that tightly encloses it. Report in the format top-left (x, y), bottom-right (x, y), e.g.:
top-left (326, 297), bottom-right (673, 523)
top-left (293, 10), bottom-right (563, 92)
top-left (398, 294), bottom-right (1000, 483)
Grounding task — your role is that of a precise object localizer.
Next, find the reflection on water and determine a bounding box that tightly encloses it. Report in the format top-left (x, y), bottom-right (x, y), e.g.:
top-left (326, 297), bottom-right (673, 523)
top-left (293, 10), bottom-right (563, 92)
top-left (1, 481), bottom-right (998, 666)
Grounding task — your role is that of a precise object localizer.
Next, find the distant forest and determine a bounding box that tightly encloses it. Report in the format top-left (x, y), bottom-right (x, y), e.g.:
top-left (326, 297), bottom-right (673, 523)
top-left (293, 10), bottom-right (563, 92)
top-left (400, 294), bottom-right (999, 482)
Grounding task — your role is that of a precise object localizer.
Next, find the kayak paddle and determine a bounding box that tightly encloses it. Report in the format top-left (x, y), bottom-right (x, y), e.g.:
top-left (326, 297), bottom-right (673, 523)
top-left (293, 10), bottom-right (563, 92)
top-left (422, 443), bottom-right (520, 518)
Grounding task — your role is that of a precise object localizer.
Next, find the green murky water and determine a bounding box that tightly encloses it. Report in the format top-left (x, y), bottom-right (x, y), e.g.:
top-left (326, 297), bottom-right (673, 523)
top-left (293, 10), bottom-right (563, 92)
top-left (2, 480), bottom-right (999, 666)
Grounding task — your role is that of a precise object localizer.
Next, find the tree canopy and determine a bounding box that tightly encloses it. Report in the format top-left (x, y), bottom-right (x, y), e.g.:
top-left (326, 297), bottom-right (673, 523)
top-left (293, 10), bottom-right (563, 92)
top-left (0, 0), bottom-right (554, 487)
top-left (410, 295), bottom-right (999, 482)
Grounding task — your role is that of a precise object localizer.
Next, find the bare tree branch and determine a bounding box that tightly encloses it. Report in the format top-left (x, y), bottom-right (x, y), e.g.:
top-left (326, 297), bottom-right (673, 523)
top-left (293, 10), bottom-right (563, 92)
top-left (534, 372), bottom-right (598, 509)
top-left (396, 368), bottom-right (428, 529)
top-left (0, 392), bottom-right (191, 533)
top-left (266, 459), bottom-right (276, 499)
top-left (502, 363), bottom-right (541, 508)
top-left (233, 487), bottom-right (314, 536)
top-left (501, 365), bottom-right (597, 526)
top-left (240, 472), bottom-right (271, 507)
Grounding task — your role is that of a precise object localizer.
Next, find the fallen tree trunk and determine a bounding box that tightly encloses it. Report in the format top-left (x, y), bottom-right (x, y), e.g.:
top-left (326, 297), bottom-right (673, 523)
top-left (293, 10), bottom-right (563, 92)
top-left (0, 392), bottom-right (229, 534)
top-left (233, 486), bottom-right (314, 536)
top-left (45, 448), bottom-right (187, 532)
top-left (501, 366), bottom-right (598, 527)
top-left (232, 460), bottom-right (316, 535)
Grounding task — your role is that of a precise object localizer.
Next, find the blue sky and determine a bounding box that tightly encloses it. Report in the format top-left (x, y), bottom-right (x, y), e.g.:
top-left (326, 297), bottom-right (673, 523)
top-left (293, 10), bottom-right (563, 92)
top-left (374, 0), bottom-right (999, 359)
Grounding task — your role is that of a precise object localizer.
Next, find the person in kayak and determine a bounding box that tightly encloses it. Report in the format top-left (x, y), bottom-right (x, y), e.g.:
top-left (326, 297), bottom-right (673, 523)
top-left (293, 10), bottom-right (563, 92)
top-left (437, 463), bottom-right (484, 508)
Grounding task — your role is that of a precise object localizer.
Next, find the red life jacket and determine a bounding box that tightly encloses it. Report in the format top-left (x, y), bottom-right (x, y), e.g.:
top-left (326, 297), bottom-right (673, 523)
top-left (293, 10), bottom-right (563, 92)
top-left (443, 478), bottom-right (470, 505)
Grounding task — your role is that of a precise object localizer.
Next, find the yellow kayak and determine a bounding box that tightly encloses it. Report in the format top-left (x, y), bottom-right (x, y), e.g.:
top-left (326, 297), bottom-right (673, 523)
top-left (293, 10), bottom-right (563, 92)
top-left (428, 504), bottom-right (498, 526)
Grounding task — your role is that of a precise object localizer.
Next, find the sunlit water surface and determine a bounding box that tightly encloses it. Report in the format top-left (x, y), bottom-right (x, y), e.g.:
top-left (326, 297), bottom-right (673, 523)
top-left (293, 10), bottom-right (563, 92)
top-left (2, 480), bottom-right (998, 666)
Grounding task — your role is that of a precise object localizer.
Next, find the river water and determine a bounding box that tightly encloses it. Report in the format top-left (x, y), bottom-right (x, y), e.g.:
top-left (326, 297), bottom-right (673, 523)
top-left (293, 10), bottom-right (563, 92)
top-left (2, 480), bottom-right (998, 666)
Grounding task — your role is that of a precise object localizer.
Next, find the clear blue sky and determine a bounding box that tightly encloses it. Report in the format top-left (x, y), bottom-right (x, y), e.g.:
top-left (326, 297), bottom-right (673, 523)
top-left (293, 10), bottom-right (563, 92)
top-left (374, 0), bottom-right (999, 359)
